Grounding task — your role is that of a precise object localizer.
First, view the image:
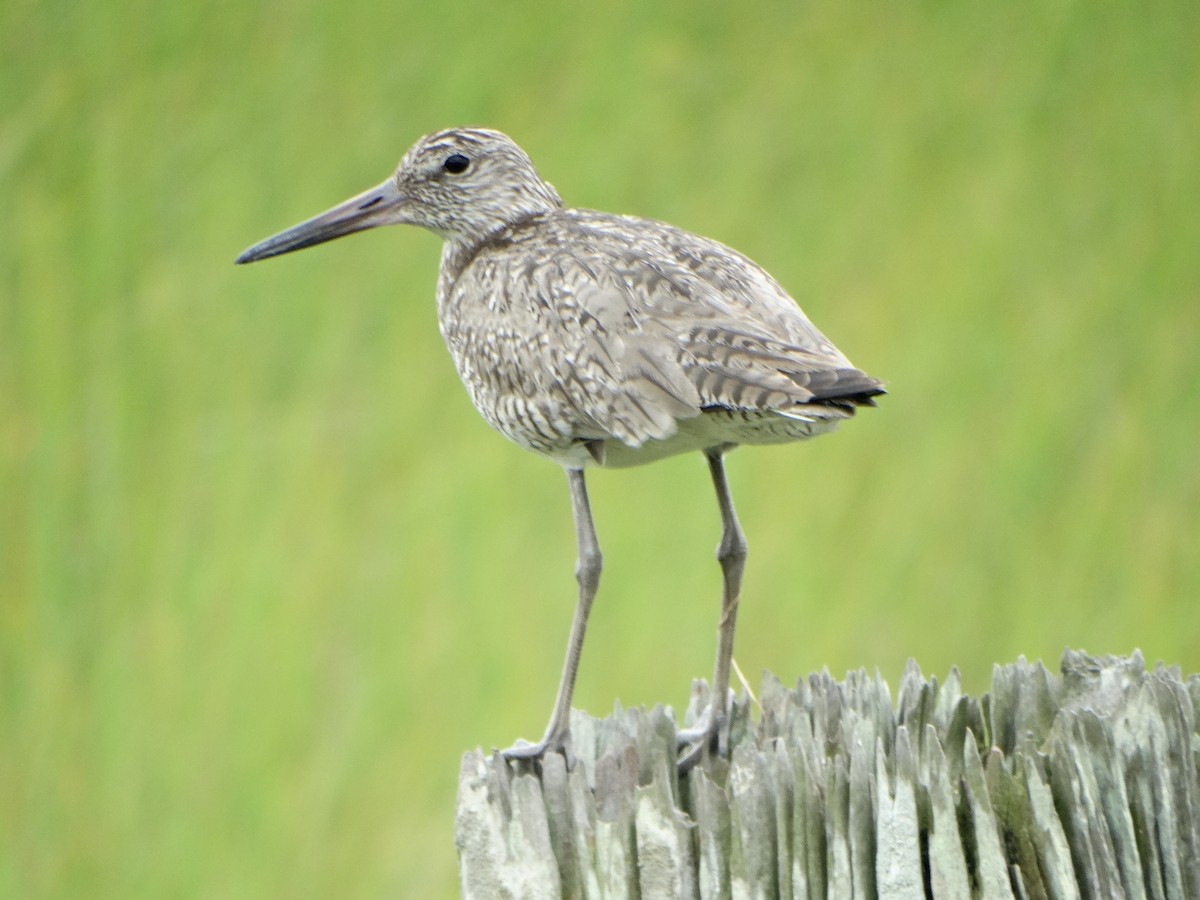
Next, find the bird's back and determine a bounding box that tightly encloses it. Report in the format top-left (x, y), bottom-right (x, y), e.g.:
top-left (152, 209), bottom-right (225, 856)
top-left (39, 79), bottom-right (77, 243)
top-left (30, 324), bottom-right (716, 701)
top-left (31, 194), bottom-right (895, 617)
top-left (437, 208), bottom-right (882, 468)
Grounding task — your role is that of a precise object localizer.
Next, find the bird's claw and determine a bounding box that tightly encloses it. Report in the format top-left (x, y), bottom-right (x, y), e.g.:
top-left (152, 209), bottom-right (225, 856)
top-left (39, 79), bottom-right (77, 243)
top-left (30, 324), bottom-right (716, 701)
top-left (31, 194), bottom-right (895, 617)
top-left (676, 709), bottom-right (727, 772)
top-left (499, 731), bottom-right (574, 768)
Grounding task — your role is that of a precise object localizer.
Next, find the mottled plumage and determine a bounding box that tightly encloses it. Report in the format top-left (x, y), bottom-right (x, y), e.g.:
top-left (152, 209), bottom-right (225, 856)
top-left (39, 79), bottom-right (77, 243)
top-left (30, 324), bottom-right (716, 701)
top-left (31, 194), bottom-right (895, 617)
top-left (439, 206), bottom-right (880, 469)
top-left (237, 127), bottom-right (883, 766)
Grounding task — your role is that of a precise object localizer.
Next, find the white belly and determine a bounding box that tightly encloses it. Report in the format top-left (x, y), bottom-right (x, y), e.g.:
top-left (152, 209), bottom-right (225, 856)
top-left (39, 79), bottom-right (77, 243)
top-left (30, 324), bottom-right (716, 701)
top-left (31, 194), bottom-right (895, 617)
top-left (538, 406), bottom-right (846, 469)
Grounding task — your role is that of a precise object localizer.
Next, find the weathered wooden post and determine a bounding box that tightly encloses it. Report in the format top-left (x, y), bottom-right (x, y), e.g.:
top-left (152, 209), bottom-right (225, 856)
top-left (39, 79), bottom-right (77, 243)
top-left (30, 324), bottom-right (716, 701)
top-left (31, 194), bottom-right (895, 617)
top-left (455, 650), bottom-right (1199, 898)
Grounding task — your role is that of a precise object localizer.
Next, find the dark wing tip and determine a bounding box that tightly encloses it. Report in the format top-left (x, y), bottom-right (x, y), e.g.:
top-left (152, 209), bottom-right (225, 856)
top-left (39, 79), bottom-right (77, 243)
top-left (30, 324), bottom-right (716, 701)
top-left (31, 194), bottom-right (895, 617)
top-left (800, 368), bottom-right (886, 407)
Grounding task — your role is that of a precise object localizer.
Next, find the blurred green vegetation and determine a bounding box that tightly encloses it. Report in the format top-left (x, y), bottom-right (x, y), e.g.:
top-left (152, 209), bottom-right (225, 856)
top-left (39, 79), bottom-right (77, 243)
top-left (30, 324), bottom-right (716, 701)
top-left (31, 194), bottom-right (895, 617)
top-left (3, 0), bottom-right (1199, 895)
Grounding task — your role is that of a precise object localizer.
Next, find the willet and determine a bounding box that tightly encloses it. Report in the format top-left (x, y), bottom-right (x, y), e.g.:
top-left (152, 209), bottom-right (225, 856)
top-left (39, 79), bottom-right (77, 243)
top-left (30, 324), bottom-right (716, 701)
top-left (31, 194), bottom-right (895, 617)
top-left (237, 127), bottom-right (883, 767)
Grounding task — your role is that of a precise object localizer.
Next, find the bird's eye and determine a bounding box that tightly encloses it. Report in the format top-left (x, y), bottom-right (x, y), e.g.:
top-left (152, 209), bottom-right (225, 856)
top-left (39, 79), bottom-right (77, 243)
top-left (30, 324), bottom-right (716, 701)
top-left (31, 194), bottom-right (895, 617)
top-left (443, 154), bottom-right (470, 174)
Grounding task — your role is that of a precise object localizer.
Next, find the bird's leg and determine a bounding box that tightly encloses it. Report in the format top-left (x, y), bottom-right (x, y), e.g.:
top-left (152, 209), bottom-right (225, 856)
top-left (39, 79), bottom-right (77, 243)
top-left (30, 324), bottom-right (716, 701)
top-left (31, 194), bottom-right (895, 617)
top-left (502, 467), bottom-right (601, 765)
top-left (678, 448), bottom-right (747, 769)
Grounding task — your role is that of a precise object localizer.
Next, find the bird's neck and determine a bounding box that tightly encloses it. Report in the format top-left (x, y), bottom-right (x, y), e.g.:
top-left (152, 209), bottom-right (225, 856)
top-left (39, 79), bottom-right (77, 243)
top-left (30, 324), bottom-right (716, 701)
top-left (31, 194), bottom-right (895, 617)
top-left (437, 176), bottom-right (563, 253)
top-left (438, 209), bottom-right (551, 283)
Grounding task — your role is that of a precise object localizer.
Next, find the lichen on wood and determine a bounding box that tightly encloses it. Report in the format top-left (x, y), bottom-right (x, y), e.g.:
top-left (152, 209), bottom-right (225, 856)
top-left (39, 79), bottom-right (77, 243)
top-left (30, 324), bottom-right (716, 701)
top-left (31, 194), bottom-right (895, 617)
top-left (456, 651), bottom-right (1200, 899)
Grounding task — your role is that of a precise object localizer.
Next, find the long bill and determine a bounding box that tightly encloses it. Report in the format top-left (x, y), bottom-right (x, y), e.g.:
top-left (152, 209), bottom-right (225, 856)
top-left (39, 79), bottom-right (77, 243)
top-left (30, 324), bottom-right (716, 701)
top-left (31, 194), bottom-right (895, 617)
top-left (235, 178), bottom-right (407, 264)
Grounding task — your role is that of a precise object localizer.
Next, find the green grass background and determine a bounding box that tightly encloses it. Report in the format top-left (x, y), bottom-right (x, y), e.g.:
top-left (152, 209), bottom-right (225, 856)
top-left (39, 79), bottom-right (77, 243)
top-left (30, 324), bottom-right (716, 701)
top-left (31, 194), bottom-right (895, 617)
top-left (3, 0), bottom-right (1199, 895)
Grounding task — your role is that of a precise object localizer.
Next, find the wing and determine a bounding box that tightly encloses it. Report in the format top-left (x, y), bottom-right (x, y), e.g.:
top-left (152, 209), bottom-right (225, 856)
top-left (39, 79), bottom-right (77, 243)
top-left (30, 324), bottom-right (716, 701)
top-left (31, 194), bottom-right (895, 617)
top-left (544, 272), bottom-right (703, 448)
top-left (543, 213), bottom-right (882, 446)
top-left (440, 211), bottom-right (882, 454)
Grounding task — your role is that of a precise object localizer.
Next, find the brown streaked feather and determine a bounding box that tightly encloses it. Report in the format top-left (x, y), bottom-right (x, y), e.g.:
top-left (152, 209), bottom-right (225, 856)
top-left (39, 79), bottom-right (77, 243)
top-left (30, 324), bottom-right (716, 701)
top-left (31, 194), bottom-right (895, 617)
top-left (436, 173), bottom-right (882, 457)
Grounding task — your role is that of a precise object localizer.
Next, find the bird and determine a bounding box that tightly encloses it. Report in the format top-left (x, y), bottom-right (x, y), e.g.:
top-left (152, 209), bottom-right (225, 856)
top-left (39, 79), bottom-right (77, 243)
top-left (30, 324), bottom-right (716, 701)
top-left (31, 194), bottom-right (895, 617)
top-left (236, 126), bottom-right (883, 767)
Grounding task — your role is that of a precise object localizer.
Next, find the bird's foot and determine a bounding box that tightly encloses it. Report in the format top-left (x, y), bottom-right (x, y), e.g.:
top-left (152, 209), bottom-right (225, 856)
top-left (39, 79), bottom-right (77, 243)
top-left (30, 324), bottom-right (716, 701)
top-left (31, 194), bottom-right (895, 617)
top-left (499, 729), bottom-right (574, 768)
top-left (676, 706), bottom-right (727, 772)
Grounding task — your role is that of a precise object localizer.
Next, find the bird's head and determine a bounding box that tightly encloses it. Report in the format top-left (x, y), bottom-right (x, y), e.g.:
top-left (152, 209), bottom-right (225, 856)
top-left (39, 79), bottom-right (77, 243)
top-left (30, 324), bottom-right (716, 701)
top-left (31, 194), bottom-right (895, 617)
top-left (236, 127), bottom-right (563, 264)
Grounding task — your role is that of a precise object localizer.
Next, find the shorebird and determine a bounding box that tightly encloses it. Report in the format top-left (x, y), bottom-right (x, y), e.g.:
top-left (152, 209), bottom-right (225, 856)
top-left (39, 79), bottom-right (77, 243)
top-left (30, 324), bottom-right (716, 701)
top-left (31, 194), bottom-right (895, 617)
top-left (237, 127), bottom-right (883, 766)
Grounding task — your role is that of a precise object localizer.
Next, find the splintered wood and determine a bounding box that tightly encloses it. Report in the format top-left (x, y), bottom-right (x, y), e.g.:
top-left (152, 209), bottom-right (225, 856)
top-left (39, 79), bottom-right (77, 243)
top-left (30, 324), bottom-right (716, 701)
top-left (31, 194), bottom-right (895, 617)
top-left (455, 651), bottom-right (1200, 899)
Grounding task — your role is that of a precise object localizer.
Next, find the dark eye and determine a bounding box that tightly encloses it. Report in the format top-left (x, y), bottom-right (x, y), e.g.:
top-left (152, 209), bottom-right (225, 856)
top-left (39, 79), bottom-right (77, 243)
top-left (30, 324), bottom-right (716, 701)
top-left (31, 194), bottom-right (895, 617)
top-left (443, 153), bottom-right (470, 174)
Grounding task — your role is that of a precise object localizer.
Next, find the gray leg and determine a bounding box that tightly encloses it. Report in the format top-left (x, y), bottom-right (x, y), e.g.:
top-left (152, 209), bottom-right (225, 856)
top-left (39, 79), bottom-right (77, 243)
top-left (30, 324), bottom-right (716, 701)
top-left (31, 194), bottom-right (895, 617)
top-left (502, 467), bottom-right (601, 762)
top-left (679, 448), bottom-right (747, 767)
top-left (707, 448), bottom-right (748, 739)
